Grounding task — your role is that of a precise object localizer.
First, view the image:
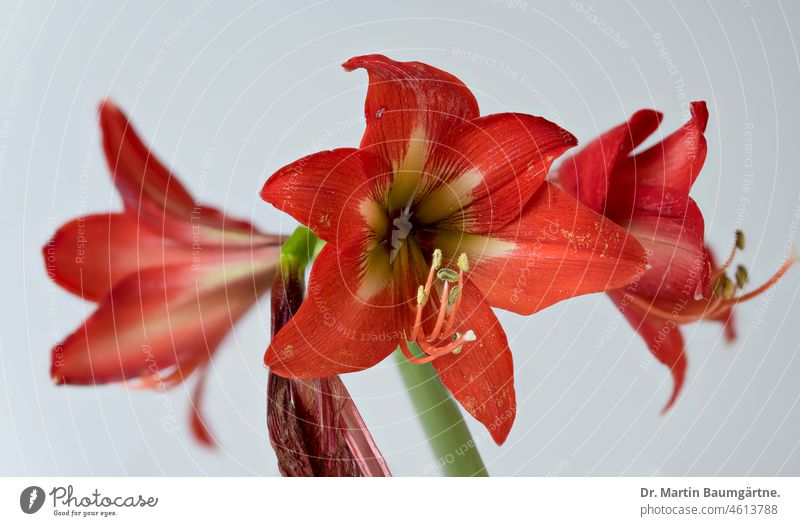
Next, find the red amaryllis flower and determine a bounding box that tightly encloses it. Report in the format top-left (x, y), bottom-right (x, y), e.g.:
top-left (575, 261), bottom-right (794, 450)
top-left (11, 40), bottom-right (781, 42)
top-left (557, 101), bottom-right (796, 410)
top-left (260, 54), bottom-right (646, 444)
top-left (44, 100), bottom-right (283, 445)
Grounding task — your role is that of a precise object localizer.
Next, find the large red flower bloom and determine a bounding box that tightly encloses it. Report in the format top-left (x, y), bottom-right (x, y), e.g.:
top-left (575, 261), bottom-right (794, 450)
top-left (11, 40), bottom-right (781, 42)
top-left (45, 100), bottom-right (282, 444)
top-left (260, 55), bottom-right (647, 444)
top-left (558, 101), bottom-right (795, 410)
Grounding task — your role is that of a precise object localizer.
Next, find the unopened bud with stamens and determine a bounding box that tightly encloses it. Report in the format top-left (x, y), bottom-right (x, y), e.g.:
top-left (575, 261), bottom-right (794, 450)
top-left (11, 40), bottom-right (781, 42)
top-left (735, 265), bottom-right (749, 288)
top-left (432, 249), bottom-right (442, 270)
top-left (735, 230), bottom-right (745, 250)
top-left (417, 285), bottom-right (427, 306)
top-left (448, 285), bottom-right (461, 305)
top-left (458, 253), bottom-right (469, 272)
top-left (437, 268), bottom-right (459, 282)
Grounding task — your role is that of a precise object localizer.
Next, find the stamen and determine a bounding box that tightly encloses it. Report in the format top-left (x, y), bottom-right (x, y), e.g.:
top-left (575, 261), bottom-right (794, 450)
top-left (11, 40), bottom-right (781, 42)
top-left (448, 285), bottom-right (461, 305)
top-left (403, 250), bottom-right (477, 365)
top-left (722, 276), bottom-right (736, 299)
top-left (426, 281), bottom-right (451, 342)
top-left (399, 339), bottom-right (438, 365)
top-left (717, 229), bottom-right (744, 276)
top-left (417, 285), bottom-right (427, 306)
top-left (437, 268), bottom-right (459, 282)
top-left (432, 248), bottom-right (442, 270)
top-left (735, 265), bottom-right (749, 288)
top-left (419, 330), bottom-right (475, 357)
top-left (713, 274), bottom-right (732, 298)
top-left (735, 229), bottom-right (746, 250)
top-left (444, 259), bottom-right (466, 335)
top-left (718, 254), bottom-right (796, 305)
top-left (451, 330), bottom-right (477, 355)
top-left (627, 252), bottom-right (797, 323)
top-left (458, 253), bottom-right (469, 272)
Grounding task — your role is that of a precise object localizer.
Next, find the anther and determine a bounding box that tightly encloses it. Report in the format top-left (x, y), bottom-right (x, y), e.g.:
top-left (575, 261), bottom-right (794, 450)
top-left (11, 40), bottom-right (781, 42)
top-left (735, 230), bottom-right (746, 250)
top-left (448, 285), bottom-right (461, 305)
top-left (714, 274), bottom-right (730, 297)
top-left (417, 285), bottom-right (427, 306)
top-left (735, 265), bottom-right (749, 288)
top-left (437, 268), bottom-right (459, 282)
top-left (722, 276), bottom-right (736, 299)
top-left (432, 249), bottom-right (442, 270)
top-left (457, 253), bottom-right (469, 272)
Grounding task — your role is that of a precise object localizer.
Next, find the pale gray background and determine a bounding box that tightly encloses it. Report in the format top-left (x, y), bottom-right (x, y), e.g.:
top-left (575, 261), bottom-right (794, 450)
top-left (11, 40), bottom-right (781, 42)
top-left (1, 0), bottom-right (798, 476)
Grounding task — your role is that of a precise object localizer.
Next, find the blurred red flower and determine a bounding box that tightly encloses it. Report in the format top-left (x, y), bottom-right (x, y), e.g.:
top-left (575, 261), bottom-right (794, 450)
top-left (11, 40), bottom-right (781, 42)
top-left (558, 101), bottom-right (795, 410)
top-left (45, 100), bottom-right (283, 445)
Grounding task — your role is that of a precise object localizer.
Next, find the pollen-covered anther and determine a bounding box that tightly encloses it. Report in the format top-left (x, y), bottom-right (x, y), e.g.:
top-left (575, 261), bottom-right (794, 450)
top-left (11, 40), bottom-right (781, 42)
top-left (448, 285), bottom-right (461, 305)
top-left (437, 268), bottom-right (459, 282)
top-left (417, 285), bottom-right (427, 306)
top-left (458, 253), bottom-right (469, 272)
top-left (735, 229), bottom-right (746, 250)
top-left (432, 248), bottom-right (442, 270)
top-left (735, 265), bottom-right (749, 288)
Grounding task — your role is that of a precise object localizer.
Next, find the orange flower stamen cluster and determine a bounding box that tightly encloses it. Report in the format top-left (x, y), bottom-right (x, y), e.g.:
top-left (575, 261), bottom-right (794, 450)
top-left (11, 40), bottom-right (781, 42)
top-left (400, 249), bottom-right (475, 364)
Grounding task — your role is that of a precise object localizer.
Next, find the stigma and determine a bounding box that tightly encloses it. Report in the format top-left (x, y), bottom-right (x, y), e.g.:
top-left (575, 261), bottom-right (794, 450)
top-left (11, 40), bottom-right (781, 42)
top-left (400, 249), bottom-right (476, 364)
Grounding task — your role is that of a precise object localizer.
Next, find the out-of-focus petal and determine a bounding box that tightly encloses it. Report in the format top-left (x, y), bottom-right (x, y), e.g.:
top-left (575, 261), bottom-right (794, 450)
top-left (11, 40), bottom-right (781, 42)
top-left (52, 258), bottom-right (274, 385)
top-left (609, 291), bottom-right (686, 412)
top-left (615, 101), bottom-right (708, 195)
top-left (559, 109), bottom-right (662, 213)
top-left (99, 100), bottom-right (266, 246)
top-left (44, 213), bottom-right (194, 302)
top-left (616, 189), bottom-right (711, 301)
top-left (189, 364), bottom-right (215, 448)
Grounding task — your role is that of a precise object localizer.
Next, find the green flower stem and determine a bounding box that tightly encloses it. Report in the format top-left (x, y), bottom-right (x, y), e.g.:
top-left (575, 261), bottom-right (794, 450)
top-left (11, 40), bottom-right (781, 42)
top-left (280, 225), bottom-right (487, 476)
top-left (395, 349), bottom-right (488, 477)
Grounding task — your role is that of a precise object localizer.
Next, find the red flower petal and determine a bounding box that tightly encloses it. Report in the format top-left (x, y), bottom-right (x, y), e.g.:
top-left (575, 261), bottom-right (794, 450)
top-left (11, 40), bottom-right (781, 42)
top-left (609, 291), bottom-right (687, 412)
top-left (616, 190), bottom-right (711, 301)
top-left (416, 113), bottom-right (577, 233)
top-left (51, 260), bottom-right (272, 385)
top-left (436, 182), bottom-right (647, 315)
top-left (431, 286), bottom-right (516, 445)
top-left (343, 54), bottom-right (479, 212)
top-left (615, 101), bottom-right (709, 195)
top-left (44, 213), bottom-right (195, 302)
top-left (190, 365), bottom-right (216, 448)
top-left (99, 100), bottom-right (263, 245)
top-left (265, 244), bottom-right (404, 378)
top-left (99, 100), bottom-right (195, 217)
top-left (260, 148), bottom-right (389, 245)
top-left (558, 109), bottom-right (662, 213)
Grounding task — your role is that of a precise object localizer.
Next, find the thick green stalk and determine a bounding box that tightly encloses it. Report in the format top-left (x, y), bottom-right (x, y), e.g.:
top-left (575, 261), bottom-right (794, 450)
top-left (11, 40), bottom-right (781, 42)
top-left (395, 350), bottom-right (488, 476)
